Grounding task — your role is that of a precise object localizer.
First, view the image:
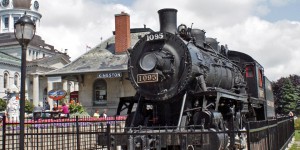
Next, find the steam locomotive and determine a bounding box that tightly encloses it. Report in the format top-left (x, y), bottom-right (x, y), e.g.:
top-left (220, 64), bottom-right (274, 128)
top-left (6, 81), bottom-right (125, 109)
top-left (115, 8), bottom-right (275, 149)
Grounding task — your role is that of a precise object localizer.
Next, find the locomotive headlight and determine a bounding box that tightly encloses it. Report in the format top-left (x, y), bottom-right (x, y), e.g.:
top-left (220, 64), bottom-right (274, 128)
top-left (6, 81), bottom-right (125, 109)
top-left (139, 53), bottom-right (157, 71)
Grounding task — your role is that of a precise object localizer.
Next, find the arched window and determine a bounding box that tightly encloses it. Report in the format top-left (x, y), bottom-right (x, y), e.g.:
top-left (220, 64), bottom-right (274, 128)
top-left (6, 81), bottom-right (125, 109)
top-left (93, 79), bottom-right (107, 106)
top-left (4, 72), bottom-right (9, 88)
top-left (14, 73), bottom-right (19, 87)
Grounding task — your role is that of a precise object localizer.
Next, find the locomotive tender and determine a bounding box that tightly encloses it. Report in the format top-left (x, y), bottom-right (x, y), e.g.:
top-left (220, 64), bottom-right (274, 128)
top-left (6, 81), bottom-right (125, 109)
top-left (116, 8), bottom-right (275, 149)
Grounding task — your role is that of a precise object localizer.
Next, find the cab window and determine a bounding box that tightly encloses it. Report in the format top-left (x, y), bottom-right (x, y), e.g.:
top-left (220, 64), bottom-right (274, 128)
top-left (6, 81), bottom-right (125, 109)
top-left (258, 69), bottom-right (263, 87)
top-left (245, 65), bottom-right (254, 77)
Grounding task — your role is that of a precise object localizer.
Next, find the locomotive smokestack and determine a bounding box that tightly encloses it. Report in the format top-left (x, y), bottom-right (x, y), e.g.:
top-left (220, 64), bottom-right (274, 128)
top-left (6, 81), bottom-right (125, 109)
top-left (158, 8), bottom-right (178, 34)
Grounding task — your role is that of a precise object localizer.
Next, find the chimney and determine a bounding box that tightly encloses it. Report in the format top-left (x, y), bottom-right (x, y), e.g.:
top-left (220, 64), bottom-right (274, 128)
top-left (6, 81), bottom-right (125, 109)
top-left (115, 12), bottom-right (131, 54)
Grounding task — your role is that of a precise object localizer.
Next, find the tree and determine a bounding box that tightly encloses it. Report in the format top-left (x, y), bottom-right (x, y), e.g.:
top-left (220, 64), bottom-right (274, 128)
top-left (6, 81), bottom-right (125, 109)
top-left (272, 77), bottom-right (285, 114)
top-left (273, 75), bottom-right (300, 115)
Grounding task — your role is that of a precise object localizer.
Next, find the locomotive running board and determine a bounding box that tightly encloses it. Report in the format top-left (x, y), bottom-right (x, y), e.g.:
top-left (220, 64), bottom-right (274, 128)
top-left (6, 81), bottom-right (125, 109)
top-left (194, 88), bottom-right (248, 101)
top-left (193, 88), bottom-right (248, 111)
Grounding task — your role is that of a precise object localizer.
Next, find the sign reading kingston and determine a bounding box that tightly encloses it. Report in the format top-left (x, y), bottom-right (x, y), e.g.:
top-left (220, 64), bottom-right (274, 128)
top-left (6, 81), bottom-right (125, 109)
top-left (48, 90), bottom-right (67, 101)
top-left (98, 72), bottom-right (122, 78)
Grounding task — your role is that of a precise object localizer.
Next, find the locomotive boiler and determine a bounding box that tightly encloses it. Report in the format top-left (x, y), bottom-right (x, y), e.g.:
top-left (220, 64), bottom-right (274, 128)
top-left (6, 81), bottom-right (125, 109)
top-left (116, 8), bottom-right (275, 150)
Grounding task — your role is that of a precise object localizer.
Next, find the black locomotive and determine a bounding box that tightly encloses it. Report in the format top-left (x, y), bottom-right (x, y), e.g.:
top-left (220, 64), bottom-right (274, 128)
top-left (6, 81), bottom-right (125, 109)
top-left (117, 8), bottom-right (275, 150)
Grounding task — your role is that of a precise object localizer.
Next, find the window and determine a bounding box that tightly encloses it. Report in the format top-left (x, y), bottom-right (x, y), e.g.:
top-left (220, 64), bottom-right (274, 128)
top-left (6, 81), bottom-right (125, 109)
top-left (13, 16), bottom-right (20, 24)
top-left (4, 72), bottom-right (9, 88)
top-left (14, 74), bottom-right (19, 87)
top-left (258, 69), bottom-right (263, 88)
top-left (93, 79), bottom-right (107, 106)
top-left (53, 82), bottom-right (62, 90)
top-left (245, 65), bottom-right (254, 77)
top-left (4, 17), bottom-right (9, 28)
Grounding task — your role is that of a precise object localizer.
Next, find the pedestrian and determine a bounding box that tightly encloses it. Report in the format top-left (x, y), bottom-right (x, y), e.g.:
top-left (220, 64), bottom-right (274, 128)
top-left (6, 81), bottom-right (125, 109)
top-left (100, 109), bottom-right (107, 119)
top-left (44, 101), bottom-right (50, 111)
top-left (93, 109), bottom-right (100, 118)
top-left (61, 103), bottom-right (70, 118)
top-left (33, 104), bottom-right (43, 121)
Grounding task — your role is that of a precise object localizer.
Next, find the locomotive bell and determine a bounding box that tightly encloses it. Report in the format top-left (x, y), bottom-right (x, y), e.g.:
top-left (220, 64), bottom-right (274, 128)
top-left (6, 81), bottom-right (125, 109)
top-left (158, 8), bottom-right (178, 34)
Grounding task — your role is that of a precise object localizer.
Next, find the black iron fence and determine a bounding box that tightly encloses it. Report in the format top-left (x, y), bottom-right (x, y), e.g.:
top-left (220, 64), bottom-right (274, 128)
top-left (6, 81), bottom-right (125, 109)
top-left (246, 116), bottom-right (294, 150)
top-left (0, 116), bottom-right (294, 150)
top-left (1, 116), bottom-right (126, 150)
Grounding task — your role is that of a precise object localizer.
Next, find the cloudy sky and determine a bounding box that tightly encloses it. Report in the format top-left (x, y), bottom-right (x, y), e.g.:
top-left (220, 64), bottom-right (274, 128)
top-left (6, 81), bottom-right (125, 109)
top-left (37, 0), bottom-right (300, 81)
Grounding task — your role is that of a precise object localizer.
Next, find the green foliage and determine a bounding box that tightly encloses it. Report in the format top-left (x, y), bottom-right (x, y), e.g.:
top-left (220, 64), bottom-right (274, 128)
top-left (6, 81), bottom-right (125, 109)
top-left (295, 118), bottom-right (300, 130)
top-left (69, 103), bottom-right (85, 114)
top-left (282, 78), bottom-right (300, 113)
top-left (272, 75), bottom-right (300, 114)
top-left (25, 100), bottom-right (34, 113)
top-left (70, 112), bottom-right (90, 118)
top-left (0, 98), bottom-right (7, 111)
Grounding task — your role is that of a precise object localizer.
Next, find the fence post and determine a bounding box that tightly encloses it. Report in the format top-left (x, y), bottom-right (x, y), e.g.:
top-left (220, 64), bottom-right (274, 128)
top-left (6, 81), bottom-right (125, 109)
top-left (2, 116), bottom-right (6, 150)
top-left (276, 117), bottom-right (279, 149)
top-left (76, 116), bottom-right (80, 150)
top-left (115, 115), bottom-right (117, 132)
top-left (266, 120), bottom-right (270, 150)
top-left (107, 124), bottom-right (111, 150)
top-left (246, 122), bottom-right (251, 150)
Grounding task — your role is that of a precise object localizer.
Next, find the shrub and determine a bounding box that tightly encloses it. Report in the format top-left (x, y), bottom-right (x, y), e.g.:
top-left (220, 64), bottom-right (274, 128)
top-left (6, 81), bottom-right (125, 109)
top-left (295, 118), bottom-right (300, 130)
top-left (0, 98), bottom-right (7, 111)
top-left (0, 98), bottom-right (33, 112)
top-left (69, 103), bottom-right (85, 114)
top-left (25, 100), bottom-right (34, 113)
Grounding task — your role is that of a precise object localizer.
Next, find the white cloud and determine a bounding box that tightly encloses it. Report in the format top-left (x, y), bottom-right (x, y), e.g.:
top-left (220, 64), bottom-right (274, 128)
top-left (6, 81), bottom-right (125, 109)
top-left (37, 0), bottom-right (300, 81)
top-left (210, 18), bottom-right (300, 81)
top-left (255, 4), bottom-right (271, 16)
top-left (38, 0), bottom-right (131, 60)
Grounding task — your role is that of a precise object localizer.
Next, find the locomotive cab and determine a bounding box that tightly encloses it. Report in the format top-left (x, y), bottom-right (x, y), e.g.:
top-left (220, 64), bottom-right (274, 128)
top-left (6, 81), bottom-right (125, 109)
top-left (228, 51), bottom-right (269, 120)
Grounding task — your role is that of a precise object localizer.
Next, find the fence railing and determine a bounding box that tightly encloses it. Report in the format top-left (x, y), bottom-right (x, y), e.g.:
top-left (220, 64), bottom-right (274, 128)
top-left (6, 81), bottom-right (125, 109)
top-left (0, 116), bottom-right (294, 150)
top-left (246, 116), bottom-right (295, 150)
top-left (1, 116), bottom-right (126, 150)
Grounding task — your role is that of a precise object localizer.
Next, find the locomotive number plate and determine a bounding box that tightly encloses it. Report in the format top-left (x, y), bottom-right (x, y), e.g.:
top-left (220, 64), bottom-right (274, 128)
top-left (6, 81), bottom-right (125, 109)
top-left (146, 32), bottom-right (165, 41)
top-left (137, 73), bottom-right (158, 83)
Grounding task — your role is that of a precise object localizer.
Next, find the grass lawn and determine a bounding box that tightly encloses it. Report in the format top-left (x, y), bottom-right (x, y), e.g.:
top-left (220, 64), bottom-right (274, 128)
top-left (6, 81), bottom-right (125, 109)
top-left (290, 130), bottom-right (300, 150)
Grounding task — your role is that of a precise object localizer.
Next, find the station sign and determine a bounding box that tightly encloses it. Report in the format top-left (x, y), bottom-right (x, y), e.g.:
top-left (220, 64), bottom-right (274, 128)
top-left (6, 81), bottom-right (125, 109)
top-left (98, 72), bottom-right (122, 78)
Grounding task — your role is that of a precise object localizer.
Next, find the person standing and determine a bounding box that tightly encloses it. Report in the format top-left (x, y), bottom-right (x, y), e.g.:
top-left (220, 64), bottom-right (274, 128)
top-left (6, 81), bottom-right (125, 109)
top-left (33, 104), bottom-right (43, 121)
top-left (93, 110), bottom-right (100, 118)
top-left (61, 103), bottom-right (70, 118)
top-left (101, 109), bottom-right (107, 119)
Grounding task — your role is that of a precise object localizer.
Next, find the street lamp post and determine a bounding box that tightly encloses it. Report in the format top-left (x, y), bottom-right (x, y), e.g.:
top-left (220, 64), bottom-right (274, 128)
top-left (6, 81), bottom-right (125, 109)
top-left (14, 13), bottom-right (36, 150)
